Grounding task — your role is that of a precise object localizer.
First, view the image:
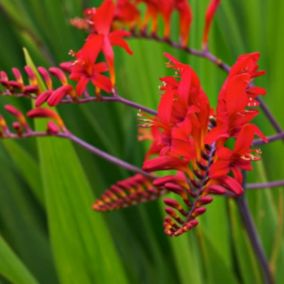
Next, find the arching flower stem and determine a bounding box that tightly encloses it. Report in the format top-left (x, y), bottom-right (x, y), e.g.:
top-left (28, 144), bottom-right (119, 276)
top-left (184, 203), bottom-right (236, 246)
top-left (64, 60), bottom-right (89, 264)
top-left (3, 130), bottom-right (283, 192)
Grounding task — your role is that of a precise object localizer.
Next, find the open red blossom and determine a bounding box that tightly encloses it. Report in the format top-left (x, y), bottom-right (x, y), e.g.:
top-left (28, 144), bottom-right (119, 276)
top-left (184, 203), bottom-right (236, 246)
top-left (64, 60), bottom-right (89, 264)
top-left (70, 34), bottom-right (112, 95)
top-left (202, 0), bottom-right (221, 49)
top-left (91, 51), bottom-right (266, 236)
top-left (205, 52), bottom-right (266, 144)
top-left (143, 53), bottom-right (211, 172)
top-left (84, 0), bottom-right (133, 85)
top-left (210, 124), bottom-right (267, 184)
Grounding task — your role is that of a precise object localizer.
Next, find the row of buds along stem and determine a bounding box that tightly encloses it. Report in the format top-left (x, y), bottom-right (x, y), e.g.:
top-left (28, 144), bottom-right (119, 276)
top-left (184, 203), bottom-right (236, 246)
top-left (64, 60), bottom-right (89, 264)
top-left (0, 62), bottom-right (113, 107)
top-left (93, 174), bottom-right (167, 211)
top-left (0, 105), bottom-right (66, 138)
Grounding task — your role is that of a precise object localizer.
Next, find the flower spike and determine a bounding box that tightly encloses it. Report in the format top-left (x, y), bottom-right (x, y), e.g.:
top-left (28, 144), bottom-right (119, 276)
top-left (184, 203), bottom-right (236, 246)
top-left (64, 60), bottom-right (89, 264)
top-left (93, 174), bottom-right (167, 211)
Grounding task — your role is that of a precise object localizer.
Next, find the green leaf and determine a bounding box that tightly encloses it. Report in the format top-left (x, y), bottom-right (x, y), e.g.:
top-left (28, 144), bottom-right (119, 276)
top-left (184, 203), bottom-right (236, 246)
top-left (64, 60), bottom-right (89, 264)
top-left (24, 49), bottom-right (128, 284)
top-left (0, 237), bottom-right (38, 284)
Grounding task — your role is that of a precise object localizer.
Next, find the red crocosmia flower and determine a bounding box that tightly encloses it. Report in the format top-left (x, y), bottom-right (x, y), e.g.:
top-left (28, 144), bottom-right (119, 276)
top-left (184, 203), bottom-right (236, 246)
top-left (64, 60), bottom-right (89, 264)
top-left (94, 52), bottom-right (267, 236)
top-left (202, 0), bottom-right (221, 49)
top-left (174, 0), bottom-right (192, 46)
top-left (87, 0), bottom-right (133, 85)
top-left (205, 52), bottom-right (266, 144)
top-left (70, 35), bottom-right (112, 95)
top-left (210, 124), bottom-right (267, 185)
top-left (115, 0), bottom-right (141, 28)
top-left (143, 53), bottom-right (211, 173)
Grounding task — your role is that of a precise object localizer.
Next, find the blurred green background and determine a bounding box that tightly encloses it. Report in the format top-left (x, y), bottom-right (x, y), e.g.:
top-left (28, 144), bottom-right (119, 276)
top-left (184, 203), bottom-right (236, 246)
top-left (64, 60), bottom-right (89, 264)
top-left (0, 0), bottom-right (283, 283)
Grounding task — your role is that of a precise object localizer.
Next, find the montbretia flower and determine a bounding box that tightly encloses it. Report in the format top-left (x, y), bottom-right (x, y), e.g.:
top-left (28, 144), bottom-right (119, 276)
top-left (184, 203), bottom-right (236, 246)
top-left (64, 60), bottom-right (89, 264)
top-left (77, 0), bottom-right (133, 86)
top-left (206, 52), bottom-right (266, 143)
top-left (70, 35), bottom-right (112, 96)
top-left (93, 52), bottom-right (267, 237)
top-left (210, 124), bottom-right (267, 185)
top-left (202, 0), bottom-right (221, 49)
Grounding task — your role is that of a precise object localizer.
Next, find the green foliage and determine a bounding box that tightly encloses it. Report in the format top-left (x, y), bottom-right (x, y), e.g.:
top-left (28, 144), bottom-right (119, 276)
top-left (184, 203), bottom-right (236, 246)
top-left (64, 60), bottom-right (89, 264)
top-left (0, 0), bottom-right (283, 283)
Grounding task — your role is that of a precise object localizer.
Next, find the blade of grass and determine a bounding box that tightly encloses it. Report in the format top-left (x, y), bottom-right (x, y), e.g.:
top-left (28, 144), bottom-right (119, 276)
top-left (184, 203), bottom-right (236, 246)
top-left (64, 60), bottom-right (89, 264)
top-left (24, 48), bottom-right (129, 284)
top-left (0, 237), bottom-right (39, 284)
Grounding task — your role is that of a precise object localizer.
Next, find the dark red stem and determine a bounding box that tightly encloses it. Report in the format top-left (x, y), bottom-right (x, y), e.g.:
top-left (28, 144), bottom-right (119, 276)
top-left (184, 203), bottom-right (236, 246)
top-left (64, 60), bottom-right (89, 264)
top-left (236, 195), bottom-right (274, 284)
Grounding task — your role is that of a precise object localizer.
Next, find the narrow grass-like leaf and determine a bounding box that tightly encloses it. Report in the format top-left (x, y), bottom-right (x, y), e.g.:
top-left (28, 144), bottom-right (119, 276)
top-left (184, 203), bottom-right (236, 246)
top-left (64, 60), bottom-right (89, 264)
top-left (0, 237), bottom-right (38, 284)
top-left (24, 49), bottom-right (128, 284)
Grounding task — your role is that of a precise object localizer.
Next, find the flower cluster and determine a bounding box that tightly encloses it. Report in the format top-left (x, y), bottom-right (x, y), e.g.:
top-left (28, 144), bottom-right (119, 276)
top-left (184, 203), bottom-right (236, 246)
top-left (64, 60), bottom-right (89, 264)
top-left (0, 65), bottom-right (75, 107)
top-left (0, 0), bottom-right (270, 238)
top-left (94, 52), bottom-right (267, 236)
top-left (72, 0), bottom-right (221, 48)
top-left (1, 0), bottom-right (222, 109)
top-left (69, 0), bottom-right (221, 93)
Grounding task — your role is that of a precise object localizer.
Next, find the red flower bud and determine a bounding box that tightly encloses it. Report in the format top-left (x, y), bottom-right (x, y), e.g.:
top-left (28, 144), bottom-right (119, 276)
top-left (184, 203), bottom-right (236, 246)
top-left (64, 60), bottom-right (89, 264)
top-left (5, 105), bottom-right (29, 130)
top-left (38, 67), bottom-right (53, 90)
top-left (49, 67), bottom-right (68, 85)
top-left (27, 108), bottom-right (64, 129)
top-left (47, 85), bottom-right (73, 106)
top-left (199, 195), bottom-right (213, 205)
top-left (47, 121), bottom-right (60, 134)
top-left (12, 68), bottom-right (23, 84)
top-left (24, 66), bottom-right (37, 85)
top-left (203, 0), bottom-right (221, 49)
top-left (192, 207), bottom-right (207, 217)
top-left (35, 90), bottom-right (52, 107)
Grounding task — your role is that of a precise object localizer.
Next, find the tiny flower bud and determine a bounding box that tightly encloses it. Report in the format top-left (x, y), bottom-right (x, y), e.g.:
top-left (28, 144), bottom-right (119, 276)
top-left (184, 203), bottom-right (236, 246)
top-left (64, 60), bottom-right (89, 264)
top-left (192, 207), bottom-right (207, 217)
top-left (0, 71), bottom-right (8, 82)
top-left (199, 195), bottom-right (213, 205)
top-left (27, 108), bottom-right (65, 129)
top-left (24, 66), bottom-right (37, 85)
top-left (49, 67), bottom-right (68, 85)
top-left (23, 85), bottom-right (39, 94)
top-left (38, 67), bottom-right (53, 90)
top-left (208, 184), bottom-right (226, 195)
top-left (47, 121), bottom-right (60, 134)
top-left (0, 115), bottom-right (8, 133)
top-left (5, 105), bottom-right (29, 130)
top-left (203, 0), bottom-right (221, 49)
top-left (60, 62), bottom-right (73, 73)
top-left (12, 68), bottom-right (23, 84)
top-left (35, 90), bottom-right (52, 107)
top-left (12, 121), bottom-right (23, 136)
top-left (47, 85), bottom-right (73, 106)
